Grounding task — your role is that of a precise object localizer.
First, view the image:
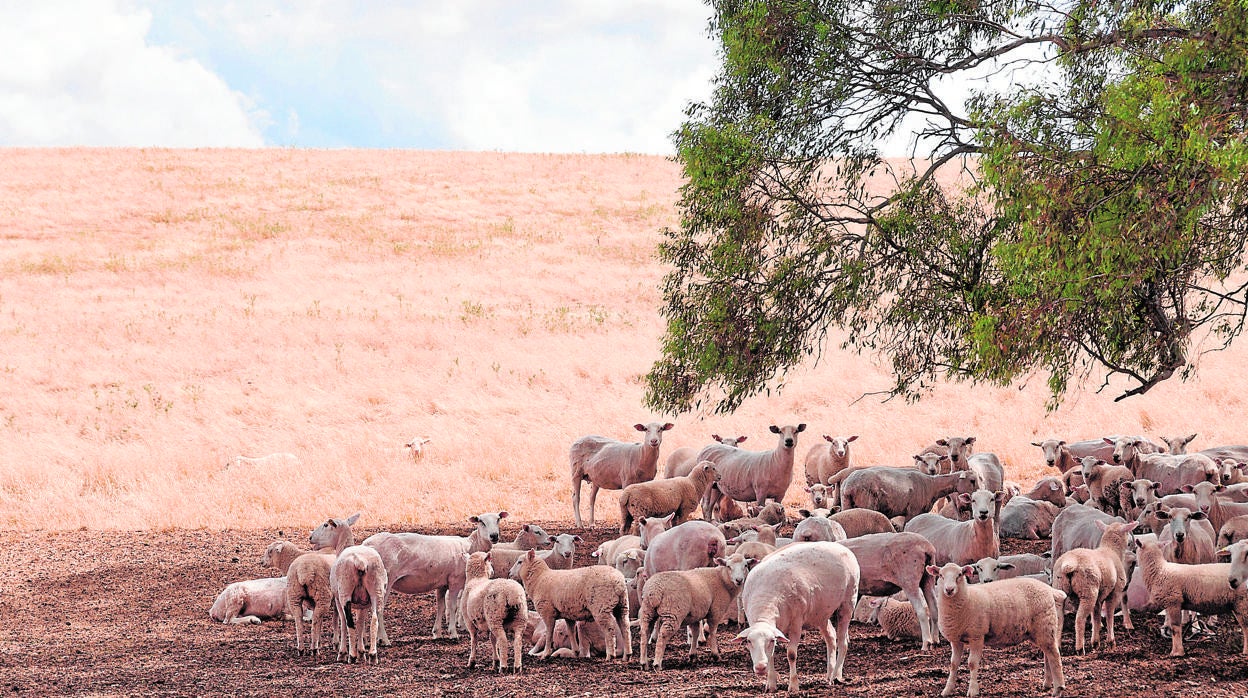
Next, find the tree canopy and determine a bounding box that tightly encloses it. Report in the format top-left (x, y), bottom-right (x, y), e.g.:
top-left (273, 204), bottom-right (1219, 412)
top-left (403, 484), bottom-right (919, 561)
top-left (645, 0), bottom-right (1248, 415)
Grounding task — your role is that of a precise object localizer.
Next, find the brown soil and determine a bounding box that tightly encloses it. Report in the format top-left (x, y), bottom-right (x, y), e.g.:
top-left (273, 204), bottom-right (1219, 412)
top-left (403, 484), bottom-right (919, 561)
top-left (3, 523), bottom-right (1247, 697)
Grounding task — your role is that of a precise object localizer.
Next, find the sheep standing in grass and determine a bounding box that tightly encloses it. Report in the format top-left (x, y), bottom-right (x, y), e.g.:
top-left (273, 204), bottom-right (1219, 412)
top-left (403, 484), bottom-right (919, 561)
top-left (803, 434), bottom-right (858, 486)
top-left (461, 552), bottom-right (527, 674)
top-left (929, 562), bottom-right (1066, 697)
top-left (735, 541), bottom-right (860, 693)
top-left (209, 577), bottom-right (289, 625)
top-left (699, 423), bottom-right (806, 516)
top-left (570, 421), bottom-right (674, 527)
top-left (287, 513), bottom-right (359, 656)
top-left (619, 461), bottom-right (720, 534)
top-left (516, 549), bottom-right (631, 661)
top-left (1136, 537), bottom-right (1248, 656)
top-left (330, 544), bottom-right (387, 664)
top-left (638, 553), bottom-right (754, 669)
top-left (1050, 520), bottom-right (1136, 653)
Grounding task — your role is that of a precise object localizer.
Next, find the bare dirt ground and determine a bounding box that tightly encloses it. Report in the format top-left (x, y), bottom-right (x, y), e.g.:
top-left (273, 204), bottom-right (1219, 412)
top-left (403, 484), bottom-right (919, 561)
top-left (4, 522), bottom-right (1248, 697)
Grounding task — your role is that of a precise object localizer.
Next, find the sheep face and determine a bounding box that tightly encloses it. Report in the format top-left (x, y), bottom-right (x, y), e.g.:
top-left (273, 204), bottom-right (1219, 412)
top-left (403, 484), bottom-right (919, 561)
top-left (638, 515), bottom-right (674, 549)
top-left (1155, 506), bottom-right (1205, 545)
top-left (716, 552), bottom-right (755, 587)
top-left (549, 534), bottom-right (580, 562)
top-left (1161, 434), bottom-right (1197, 455)
top-left (936, 436), bottom-right (975, 467)
top-left (955, 489), bottom-right (1000, 522)
top-left (1226, 541), bottom-right (1248, 589)
top-left (824, 434), bottom-right (858, 458)
top-left (309, 512), bottom-right (360, 549)
top-left (1104, 436), bottom-right (1142, 465)
top-left (929, 562), bottom-right (975, 598)
top-left (769, 423), bottom-right (806, 450)
top-left (805, 484), bottom-right (830, 508)
top-left (1122, 479), bottom-right (1159, 510)
top-left (1184, 481), bottom-right (1225, 515)
top-left (522, 524), bottom-right (554, 548)
top-left (971, 557), bottom-right (1014, 584)
top-left (469, 511), bottom-right (508, 544)
top-left (736, 624), bottom-right (788, 677)
top-left (913, 453), bottom-right (944, 476)
top-left (636, 421), bottom-right (675, 449)
top-left (1030, 439), bottom-right (1066, 469)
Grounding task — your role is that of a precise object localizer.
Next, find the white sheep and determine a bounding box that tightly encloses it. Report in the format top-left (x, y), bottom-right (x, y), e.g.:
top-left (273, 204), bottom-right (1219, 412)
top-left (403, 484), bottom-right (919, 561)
top-left (1161, 433), bottom-right (1198, 454)
top-left (1080, 457), bottom-right (1134, 516)
top-left (803, 434), bottom-right (858, 486)
top-left (970, 553), bottom-right (1050, 583)
top-left (1135, 537), bottom-right (1248, 656)
top-left (209, 577), bottom-right (289, 625)
top-left (225, 452), bottom-right (300, 469)
top-left (404, 436), bottom-right (431, 458)
top-left (1155, 505), bottom-right (1216, 564)
top-left (792, 508), bottom-right (847, 543)
top-left (998, 497), bottom-right (1061, 540)
top-left (1217, 514), bottom-right (1248, 548)
top-left (840, 532), bottom-right (941, 650)
top-left (869, 596), bottom-right (923, 641)
top-left (904, 490), bottom-right (1003, 566)
top-left (1030, 438), bottom-right (1081, 473)
top-left (261, 540), bottom-right (308, 575)
top-left (329, 544), bottom-right (388, 664)
top-left (699, 423), bottom-right (806, 515)
top-left (619, 461), bottom-right (720, 534)
top-left (829, 507), bottom-right (896, 538)
top-left (638, 553), bottom-right (754, 669)
top-left (491, 523), bottom-right (553, 552)
top-left (363, 510), bottom-right (506, 643)
top-left (1050, 520), bottom-right (1136, 653)
top-left (286, 512), bottom-right (359, 656)
top-left (1119, 478), bottom-right (1160, 520)
top-left (841, 468), bottom-right (979, 524)
top-left (804, 483), bottom-right (832, 509)
top-left (929, 563), bottom-right (1066, 697)
top-left (735, 541), bottom-right (860, 693)
top-left (710, 488), bottom-right (747, 523)
top-left (717, 501), bottom-right (787, 538)
top-left (570, 421), bottom-right (674, 527)
top-left (515, 549), bottom-right (631, 661)
top-left (461, 552), bottom-right (527, 673)
top-left (666, 434), bottom-right (746, 479)
top-left (592, 534), bottom-right (642, 566)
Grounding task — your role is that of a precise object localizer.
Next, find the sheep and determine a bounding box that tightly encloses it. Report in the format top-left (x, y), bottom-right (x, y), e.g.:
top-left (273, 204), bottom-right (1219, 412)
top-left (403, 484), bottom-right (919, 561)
top-left (840, 532), bottom-right (941, 650)
top-left (929, 563), bottom-right (1066, 697)
top-left (1214, 457), bottom-right (1248, 486)
top-left (1198, 444), bottom-right (1248, 465)
top-left (593, 535), bottom-right (642, 566)
top-left (840, 468), bottom-right (979, 523)
top-left (998, 497), bottom-right (1061, 540)
top-left (665, 434), bottom-right (745, 479)
top-left (637, 514), bottom-right (674, 549)
top-left (225, 451), bottom-right (300, 469)
top-left (570, 421), bottom-right (674, 527)
top-left (1135, 537), bottom-right (1248, 656)
top-left (1062, 469), bottom-right (1085, 497)
top-left (913, 452), bottom-right (951, 475)
top-left (791, 512), bottom-right (847, 543)
top-left (1155, 505), bottom-right (1217, 564)
top-left (711, 487), bottom-right (748, 523)
top-left (286, 513), bottom-right (359, 656)
top-left (1225, 538), bottom-right (1248, 589)
top-left (1030, 439), bottom-right (1080, 473)
top-left (1023, 477), bottom-right (1066, 508)
top-left (1218, 515), bottom-right (1248, 548)
top-left (493, 532), bottom-right (581, 575)
top-left (958, 451), bottom-right (1005, 497)
top-left (209, 577), bottom-right (289, 625)
top-left (734, 541), bottom-right (860, 693)
top-left (904, 490), bottom-right (1003, 567)
top-left (829, 507), bottom-right (896, 538)
top-left (804, 483), bottom-right (832, 509)
top-left (329, 544), bottom-right (387, 664)
top-left (1049, 503), bottom-right (1125, 564)
top-left (803, 434), bottom-right (858, 486)
top-left (642, 520), bottom-right (728, 588)
top-left (1119, 478), bottom-right (1160, 520)
top-left (363, 511), bottom-right (506, 643)
top-left (515, 549), bottom-right (631, 661)
top-left (461, 552), bottom-right (527, 673)
top-left (716, 501), bottom-right (787, 538)
top-left (262, 540), bottom-right (308, 575)
top-left (1103, 435), bottom-right (1162, 472)
top-left (1050, 520), bottom-right (1136, 653)
top-left (1136, 452), bottom-right (1220, 495)
top-left (699, 423), bottom-right (806, 516)
top-left (404, 436), bottom-right (431, 458)
top-left (491, 524), bottom-right (553, 552)
top-left (619, 461), bottom-right (720, 534)
top-left (1079, 457), bottom-right (1134, 516)
top-left (1161, 433), bottom-right (1198, 454)
top-left (870, 596), bottom-right (923, 641)
top-left (638, 553), bottom-right (754, 669)
top-left (971, 554), bottom-right (1050, 583)
top-left (1185, 480), bottom-right (1248, 535)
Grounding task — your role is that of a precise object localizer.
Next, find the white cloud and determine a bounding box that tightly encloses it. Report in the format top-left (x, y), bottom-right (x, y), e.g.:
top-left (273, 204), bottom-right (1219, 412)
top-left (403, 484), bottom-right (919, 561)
top-left (0, 1), bottom-right (263, 146)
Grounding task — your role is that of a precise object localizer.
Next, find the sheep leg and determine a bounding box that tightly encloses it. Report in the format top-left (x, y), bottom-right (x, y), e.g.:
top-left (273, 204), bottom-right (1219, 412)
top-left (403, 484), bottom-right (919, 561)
top-left (966, 639), bottom-right (984, 698)
top-left (446, 587), bottom-right (463, 640)
top-left (592, 611), bottom-right (618, 661)
top-left (706, 614), bottom-right (723, 661)
top-left (490, 623), bottom-right (509, 673)
top-left (1165, 607), bottom-right (1185, 657)
top-left (639, 610), bottom-right (652, 667)
top-left (817, 619), bottom-right (837, 686)
top-left (1041, 629), bottom-right (1065, 696)
top-left (1088, 593), bottom-right (1103, 649)
top-left (654, 616), bottom-right (677, 669)
top-left (764, 643), bottom-right (779, 693)
top-left (941, 639), bottom-right (964, 697)
top-left (432, 588), bottom-right (447, 638)
top-left (618, 603), bottom-right (633, 661)
top-left (832, 605), bottom-right (851, 683)
top-left (571, 473), bottom-right (584, 528)
top-left (784, 628), bottom-right (801, 693)
top-left (1102, 590), bottom-right (1118, 648)
top-left (375, 590), bottom-right (393, 646)
top-left (905, 587), bottom-right (935, 650)
top-left (293, 601), bottom-right (306, 655)
top-left (367, 603), bottom-right (380, 664)
top-left (537, 611), bottom-right (556, 659)
top-left (510, 621), bottom-right (525, 673)
top-left (703, 487), bottom-right (722, 522)
top-left (1073, 593), bottom-right (1091, 653)
top-left (923, 576), bottom-right (941, 646)
top-left (587, 483), bottom-right (601, 527)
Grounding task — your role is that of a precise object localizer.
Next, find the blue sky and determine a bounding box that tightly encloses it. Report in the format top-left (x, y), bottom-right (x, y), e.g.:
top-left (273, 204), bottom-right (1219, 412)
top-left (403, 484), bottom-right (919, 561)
top-left (0, 1), bottom-right (720, 152)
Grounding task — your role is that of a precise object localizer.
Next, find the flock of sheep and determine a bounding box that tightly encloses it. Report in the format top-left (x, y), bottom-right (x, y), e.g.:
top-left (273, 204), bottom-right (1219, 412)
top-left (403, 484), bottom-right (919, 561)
top-left (210, 422), bottom-right (1248, 695)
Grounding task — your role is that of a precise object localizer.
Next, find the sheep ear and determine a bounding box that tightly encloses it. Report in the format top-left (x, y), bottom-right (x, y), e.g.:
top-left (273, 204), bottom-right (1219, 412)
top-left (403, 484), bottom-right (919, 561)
top-left (713, 434), bottom-right (722, 442)
top-left (469, 515), bottom-right (481, 524)
top-left (825, 435), bottom-right (835, 443)
top-left (925, 565), bottom-right (940, 576)
top-left (634, 424), bottom-right (646, 431)
top-left (714, 557), bottom-right (726, 566)
top-left (799, 509), bottom-right (813, 519)
top-left (961, 566), bottom-right (976, 579)
top-left (1058, 440), bottom-right (1066, 446)
top-left (1030, 441), bottom-right (1042, 447)
top-left (829, 505), bottom-right (841, 514)
top-left (1151, 482), bottom-right (1161, 492)
top-left (913, 455), bottom-right (924, 463)
top-left (1181, 484), bottom-right (1195, 493)
top-left (526, 549), bottom-right (537, 560)
top-left (1095, 520), bottom-right (1108, 531)
top-left (1049, 482), bottom-right (1061, 491)
top-left (796, 424), bottom-right (806, 432)
top-left (769, 425), bottom-right (781, 434)
top-left (522, 524), bottom-right (532, 532)
top-left (966, 437), bottom-right (976, 445)
top-left (662, 423), bottom-right (674, 431)
top-left (735, 631), bottom-right (751, 643)
top-left (998, 562), bottom-right (1015, 570)
top-left (573, 535), bottom-right (583, 542)
top-left (737, 436), bottom-right (747, 443)
top-left (773, 630), bottom-right (790, 645)
top-left (1103, 437), bottom-right (1115, 445)
top-left (1218, 547), bottom-right (1232, 560)
top-left (956, 493), bottom-right (971, 505)
top-left (1118, 481), bottom-right (1132, 491)
top-left (803, 486), bottom-right (812, 493)
top-left (936, 439), bottom-right (948, 446)
top-left (847, 435), bottom-right (859, 442)
top-left (346, 513), bottom-right (361, 525)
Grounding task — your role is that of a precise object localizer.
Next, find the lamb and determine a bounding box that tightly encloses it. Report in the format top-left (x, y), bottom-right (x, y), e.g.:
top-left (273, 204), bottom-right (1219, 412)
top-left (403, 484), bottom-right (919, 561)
top-left (515, 549), bottom-right (631, 661)
top-left (1050, 520), bottom-right (1136, 653)
top-left (1161, 433), bottom-right (1198, 454)
top-left (698, 423), bottom-right (806, 515)
top-left (791, 512), bottom-right (847, 543)
top-left (735, 541), bottom-right (861, 693)
top-left (970, 554), bottom-right (1050, 583)
top-left (505, 534), bottom-right (581, 576)
top-left (570, 421), bottom-right (674, 527)
top-left (642, 520), bottom-right (728, 587)
top-left (1080, 457), bottom-right (1134, 516)
top-left (363, 510), bottom-right (506, 643)
top-left (1049, 503), bottom-right (1125, 564)
top-left (913, 452), bottom-right (952, 475)
top-left (1155, 506), bottom-right (1217, 564)
top-left (840, 532), bottom-right (941, 650)
top-left (1217, 515), bottom-right (1248, 548)
top-left (593, 535), bottom-right (643, 567)
top-left (665, 434), bottom-right (745, 479)
top-left (286, 513), bottom-right (360, 656)
top-left (619, 461), bottom-right (720, 534)
top-left (829, 507), bottom-right (896, 538)
top-left (998, 497), bottom-right (1062, 540)
top-left (1119, 478), bottom-right (1160, 520)
top-left (803, 434), bottom-right (858, 486)
top-left (404, 436), bottom-right (432, 459)
top-left (870, 596), bottom-right (923, 641)
top-left (904, 490), bottom-right (1003, 566)
top-left (804, 483), bottom-right (832, 509)
top-left (329, 544), bottom-right (388, 664)
top-left (929, 563), bottom-right (1066, 697)
top-left (461, 552), bottom-right (527, 674)
top-left (262, 540), bottom-right (308, 574)
top-left (839, 468), bottom-right (979, 523)
top-left (209, 577), bottom-right (289, 625)
top-left (1135, 537), bottom-right (1248, 656)
top-left (638, 553), bottom-right (754, 669)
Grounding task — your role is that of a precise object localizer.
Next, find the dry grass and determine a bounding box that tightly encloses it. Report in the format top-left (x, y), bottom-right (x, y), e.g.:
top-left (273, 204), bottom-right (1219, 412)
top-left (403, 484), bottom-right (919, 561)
top-left (3, 148), bottom-right (1246, 530)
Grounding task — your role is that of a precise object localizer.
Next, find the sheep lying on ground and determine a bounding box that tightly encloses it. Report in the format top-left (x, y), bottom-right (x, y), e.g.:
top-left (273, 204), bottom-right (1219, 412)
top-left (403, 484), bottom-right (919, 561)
top-left (225, 452), bottom-right (300, 470)
top-left (210, 577), bottom-right (289, 625)
top-left (829, 507), bottom-right (896, 538)
top-left (619, 461), bottom-right (720, 534)
top-left (869, 596), bottom-right (923, 641)
top-left (638, 553), bottom-right (754, 669)
top-left (1050, 520), bottom-right (1136, 653)
top-left (717, 501), bottom-right (786, 538)
top-left (516, 549), bottom-right (631, 661)
top-left (592, 535), bottom-right (642, 566)
top-left (462, 552), bottom-right (527, 673)
top-left (804, 483), bottom-right (832, 509)
top-left (998, 497), bottom-right (1061, 540)
top-left (735, 541), bottom-right (860, 693)
top-left (970, 554), bottom-right (1050, 583)
top-left (792, 510), bottom-right (847, 543)
top-left (330, 544), bottom-right (388, 664)
top-left (929, 563), bottom-right (1066, 698)
top-left (1136, 537), bottom-right (1248, 657)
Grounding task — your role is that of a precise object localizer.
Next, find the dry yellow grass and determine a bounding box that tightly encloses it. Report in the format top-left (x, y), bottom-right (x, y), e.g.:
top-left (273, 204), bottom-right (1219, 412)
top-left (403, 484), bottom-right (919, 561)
top-left (3, 148), bottom-right (1245, 530)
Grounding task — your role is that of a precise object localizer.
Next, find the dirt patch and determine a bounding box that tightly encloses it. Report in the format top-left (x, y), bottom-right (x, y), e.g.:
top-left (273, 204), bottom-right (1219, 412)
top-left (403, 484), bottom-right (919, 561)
top-left (3, 523), bottom-right (1247, 697)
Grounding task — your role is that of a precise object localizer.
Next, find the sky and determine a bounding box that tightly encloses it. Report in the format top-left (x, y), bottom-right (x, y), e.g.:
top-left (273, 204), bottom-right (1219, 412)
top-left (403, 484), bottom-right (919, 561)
top-left (0, 1), bottom-right (721, 153)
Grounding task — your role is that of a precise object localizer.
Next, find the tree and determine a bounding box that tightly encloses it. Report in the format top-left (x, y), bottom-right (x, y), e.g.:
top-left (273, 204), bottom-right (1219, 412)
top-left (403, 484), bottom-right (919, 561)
top-left (645, 0), bottom-right (1248, 415)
